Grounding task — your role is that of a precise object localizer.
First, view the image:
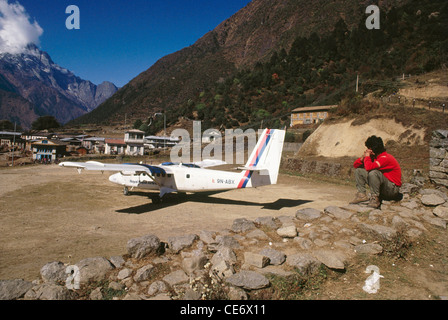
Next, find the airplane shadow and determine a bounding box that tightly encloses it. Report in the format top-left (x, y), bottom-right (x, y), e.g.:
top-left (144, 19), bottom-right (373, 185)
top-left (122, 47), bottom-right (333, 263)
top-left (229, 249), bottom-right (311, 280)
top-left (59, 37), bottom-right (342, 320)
top-left (116, 191), bottom-right (312, 215)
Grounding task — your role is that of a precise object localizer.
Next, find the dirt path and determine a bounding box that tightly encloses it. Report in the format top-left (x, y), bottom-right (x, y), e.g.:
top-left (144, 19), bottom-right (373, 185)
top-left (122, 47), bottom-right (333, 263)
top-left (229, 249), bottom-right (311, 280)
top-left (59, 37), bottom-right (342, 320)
top-left (0, 164), bottom-right (355, 281)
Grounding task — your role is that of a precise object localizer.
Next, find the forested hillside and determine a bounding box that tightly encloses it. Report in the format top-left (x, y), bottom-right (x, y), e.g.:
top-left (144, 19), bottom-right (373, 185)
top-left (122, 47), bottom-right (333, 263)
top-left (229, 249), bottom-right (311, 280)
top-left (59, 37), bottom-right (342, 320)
top-left (68, 0), bottom-right (447, 136)
top-left (164, 0), bottom-right (447, 132)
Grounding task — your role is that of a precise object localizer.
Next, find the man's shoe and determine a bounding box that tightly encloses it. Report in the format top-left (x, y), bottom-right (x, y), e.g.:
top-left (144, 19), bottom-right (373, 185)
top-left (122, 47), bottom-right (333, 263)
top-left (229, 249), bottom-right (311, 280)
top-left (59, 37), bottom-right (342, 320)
top-left (350, 192), bottom-right (369, 204)
top-left (368, 195), bottom-right (381, 209)
top-left (394, 192), bottom-right (403, 201)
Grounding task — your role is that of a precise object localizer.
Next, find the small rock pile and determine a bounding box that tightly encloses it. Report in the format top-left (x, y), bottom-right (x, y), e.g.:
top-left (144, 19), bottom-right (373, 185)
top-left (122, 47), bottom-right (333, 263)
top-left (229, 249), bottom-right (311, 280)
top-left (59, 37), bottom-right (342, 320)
top-left (1, 182), bottom-right (447, 300)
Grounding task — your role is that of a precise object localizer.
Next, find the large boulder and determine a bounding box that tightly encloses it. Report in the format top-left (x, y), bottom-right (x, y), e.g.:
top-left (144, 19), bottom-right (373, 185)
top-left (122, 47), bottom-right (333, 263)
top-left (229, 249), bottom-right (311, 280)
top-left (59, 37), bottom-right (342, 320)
top-left (0, 279), bottom-right (34, 300)
top-left (225, 271), bottom-right (270, 290)
top-left (286, 253), bottom-right (322, 276)
top-left (167, 234), bottom-right (198, 253)
top-left (296, 208), bottom-right (322, 221)
top-left (358, 223), bottom-right (398, 241)
top-left (76, 257), bottom-right (114, 284)
top-left (40, 261), bottom-right (67, 283)
top-left (231, 218), bottom-right (256, 233)
top-left (24, 283), bottom-right (77, 300)
top-left (127, 234), bottom-right (163, 259)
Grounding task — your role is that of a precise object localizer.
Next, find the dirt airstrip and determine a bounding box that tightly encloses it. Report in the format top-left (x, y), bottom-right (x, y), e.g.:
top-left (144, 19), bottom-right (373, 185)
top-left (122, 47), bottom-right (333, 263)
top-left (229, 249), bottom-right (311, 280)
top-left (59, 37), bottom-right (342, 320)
top-left (0, 164), bottom-right (355, 282)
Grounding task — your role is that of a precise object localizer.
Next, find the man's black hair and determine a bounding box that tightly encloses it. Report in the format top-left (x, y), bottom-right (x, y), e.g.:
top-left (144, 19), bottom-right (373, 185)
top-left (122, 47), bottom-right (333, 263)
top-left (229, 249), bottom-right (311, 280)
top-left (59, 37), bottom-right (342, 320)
top-left (365, 135), bottom-right (386, 155)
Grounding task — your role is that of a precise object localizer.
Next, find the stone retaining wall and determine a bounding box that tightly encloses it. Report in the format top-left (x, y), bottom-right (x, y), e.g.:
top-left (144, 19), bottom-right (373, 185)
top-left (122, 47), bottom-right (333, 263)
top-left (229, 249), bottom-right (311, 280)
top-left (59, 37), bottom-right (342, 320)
top-left (429, 130), bottom-right (448, 187)
top-left (281, 158), bottom-right (345, 177)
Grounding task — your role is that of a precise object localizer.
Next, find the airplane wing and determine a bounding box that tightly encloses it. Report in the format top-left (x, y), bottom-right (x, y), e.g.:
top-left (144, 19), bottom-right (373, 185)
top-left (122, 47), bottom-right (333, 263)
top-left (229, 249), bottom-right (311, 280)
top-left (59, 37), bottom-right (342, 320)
top-left (160, 159), bottom-right (226, 168)
top-left (236, 166), bottom-right (269, 175)
top-left (59, 161), bottom-right (172, 175)
top-left (193, 159), bottom-right (227, 168)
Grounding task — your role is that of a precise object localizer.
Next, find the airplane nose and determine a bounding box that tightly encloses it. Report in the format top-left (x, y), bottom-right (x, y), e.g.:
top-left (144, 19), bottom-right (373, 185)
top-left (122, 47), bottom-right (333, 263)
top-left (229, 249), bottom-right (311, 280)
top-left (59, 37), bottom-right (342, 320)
top-left (109, 173), bottom-right (123, 185)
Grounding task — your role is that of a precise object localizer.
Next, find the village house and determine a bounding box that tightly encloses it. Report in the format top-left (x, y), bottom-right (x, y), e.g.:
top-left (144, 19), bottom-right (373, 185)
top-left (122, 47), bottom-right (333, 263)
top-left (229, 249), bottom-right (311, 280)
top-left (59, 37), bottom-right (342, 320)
top-left (82, 137), bottom-right (105, 154)
top-left (21, 131), bottom-right (55, 151)
top-left (21, 131), bottom-right (54, 142)
top-left (123, 129), bottom-right (144, 156)
top-left (60, 137), bottom-right (83, 153)
top-left (145, 135), bottom-right (180, 149)
top-left (75, 146), bottom-right (88, 156)
top-left (104, 138), bottom-right (126, 155)
top-left (290, 105), bottom-right (337, 126)
top-left (31, 139), bottom-right (67, 163)
top-left (0, 131), bottom-right (25, 151)
top-left (17, 128), bottom-right (180, 159)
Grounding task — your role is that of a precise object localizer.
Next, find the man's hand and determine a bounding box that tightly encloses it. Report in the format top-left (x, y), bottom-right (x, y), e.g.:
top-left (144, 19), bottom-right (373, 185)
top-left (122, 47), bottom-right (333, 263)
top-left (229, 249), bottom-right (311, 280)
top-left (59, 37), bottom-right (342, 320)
top-left (363, 148), bottom-right (373, 159)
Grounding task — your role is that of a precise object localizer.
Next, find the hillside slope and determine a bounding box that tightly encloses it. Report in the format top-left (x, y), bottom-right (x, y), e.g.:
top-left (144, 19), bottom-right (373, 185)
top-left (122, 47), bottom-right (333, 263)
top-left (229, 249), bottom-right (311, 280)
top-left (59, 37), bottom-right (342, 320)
top-left (297, 118), bottom-right (426, 158)
top-left (69, 0), bottom-right (411, 128)
top-left (294, 69), bottom-right (448, 181)
top-left (0, 89), bottom-right (39, 129)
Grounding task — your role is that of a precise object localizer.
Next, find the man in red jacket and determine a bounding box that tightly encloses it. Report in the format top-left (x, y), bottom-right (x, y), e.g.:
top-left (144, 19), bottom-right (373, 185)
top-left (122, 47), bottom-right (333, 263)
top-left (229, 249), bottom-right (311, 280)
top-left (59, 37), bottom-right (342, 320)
top-left (350, 135), bottom-right (402, 209)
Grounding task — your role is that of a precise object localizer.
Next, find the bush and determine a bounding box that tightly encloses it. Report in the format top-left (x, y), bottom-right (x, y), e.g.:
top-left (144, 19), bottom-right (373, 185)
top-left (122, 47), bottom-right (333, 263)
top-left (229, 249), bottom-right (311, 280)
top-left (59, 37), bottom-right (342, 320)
top-left (31, 116), bottom-right (60, 130)
top-left (302, 130), bottom-right (313, 142)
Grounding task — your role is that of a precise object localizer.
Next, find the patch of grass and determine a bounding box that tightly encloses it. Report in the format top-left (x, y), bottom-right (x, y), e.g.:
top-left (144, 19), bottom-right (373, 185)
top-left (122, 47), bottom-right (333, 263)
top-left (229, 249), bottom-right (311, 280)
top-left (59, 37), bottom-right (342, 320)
top-left (75, 280), bottom-right (126, 300)
top-left (252, 266), bottom-right (330, 300)
top-left (146, 262), bottom-right (172, 282)
top-left (379, 229), bottom-right (413, 260)
top-left (102, 284), bottom-right (127, 300)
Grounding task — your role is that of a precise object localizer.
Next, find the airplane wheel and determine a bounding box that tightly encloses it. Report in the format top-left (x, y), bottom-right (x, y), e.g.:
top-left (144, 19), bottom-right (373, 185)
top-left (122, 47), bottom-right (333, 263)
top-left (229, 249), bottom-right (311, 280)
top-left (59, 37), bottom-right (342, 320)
top-left (123, 187), bottom-right (130, 196)
top-left (152, 195), bottom-right (162, 204)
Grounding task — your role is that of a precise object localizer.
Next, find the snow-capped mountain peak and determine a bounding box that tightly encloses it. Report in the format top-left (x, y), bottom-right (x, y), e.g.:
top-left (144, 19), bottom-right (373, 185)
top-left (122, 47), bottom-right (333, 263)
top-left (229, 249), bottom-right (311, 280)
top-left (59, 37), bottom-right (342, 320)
top-left (0, 43), bottom-right (118, 127)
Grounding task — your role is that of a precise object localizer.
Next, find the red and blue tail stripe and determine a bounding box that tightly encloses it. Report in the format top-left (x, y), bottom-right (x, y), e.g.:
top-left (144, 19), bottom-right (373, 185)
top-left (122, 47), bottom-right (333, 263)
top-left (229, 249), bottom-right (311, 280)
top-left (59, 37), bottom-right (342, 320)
top-left (237, 129), bottom-right (272, 188)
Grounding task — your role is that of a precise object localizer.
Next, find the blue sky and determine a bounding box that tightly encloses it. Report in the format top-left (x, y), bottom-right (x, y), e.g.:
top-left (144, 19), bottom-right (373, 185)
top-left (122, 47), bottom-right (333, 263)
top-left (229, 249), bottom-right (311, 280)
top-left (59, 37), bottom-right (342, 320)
top-left (15, 0), bottom-right (252, 87)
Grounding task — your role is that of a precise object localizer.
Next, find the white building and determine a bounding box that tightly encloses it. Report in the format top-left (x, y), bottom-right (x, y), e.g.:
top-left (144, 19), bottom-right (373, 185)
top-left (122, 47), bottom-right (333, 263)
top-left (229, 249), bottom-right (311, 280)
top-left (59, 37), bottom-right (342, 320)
top-left (104, 138), bottom-right (126, 155)
top-left (144, 135), bottom-right (180, 149)
top-left (124, 129), bottom-right (145, 156)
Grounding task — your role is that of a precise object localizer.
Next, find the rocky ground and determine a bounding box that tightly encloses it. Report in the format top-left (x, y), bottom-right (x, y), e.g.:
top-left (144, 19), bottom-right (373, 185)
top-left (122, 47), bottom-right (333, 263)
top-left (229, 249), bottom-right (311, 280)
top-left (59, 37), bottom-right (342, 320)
top-left (1, 178), bottom-right (447, 301)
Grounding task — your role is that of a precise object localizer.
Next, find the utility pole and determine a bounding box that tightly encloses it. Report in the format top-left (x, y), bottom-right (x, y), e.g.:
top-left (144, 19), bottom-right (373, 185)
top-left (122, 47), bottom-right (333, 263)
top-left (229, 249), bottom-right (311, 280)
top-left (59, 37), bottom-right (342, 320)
top-left (356, 74), bottom-right (359, 93)
top-left (12, 122), bottom-right (16, 167)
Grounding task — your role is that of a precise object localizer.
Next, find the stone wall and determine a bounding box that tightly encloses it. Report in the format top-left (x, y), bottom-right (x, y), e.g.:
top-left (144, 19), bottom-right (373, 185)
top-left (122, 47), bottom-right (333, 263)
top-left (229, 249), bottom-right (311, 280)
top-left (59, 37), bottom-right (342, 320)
top-left (282, 142), bottom-right (302, 153)
top-left (281, 158), bottom-right (346, 178)
top-left (429, 130), bottom-right (448, 187)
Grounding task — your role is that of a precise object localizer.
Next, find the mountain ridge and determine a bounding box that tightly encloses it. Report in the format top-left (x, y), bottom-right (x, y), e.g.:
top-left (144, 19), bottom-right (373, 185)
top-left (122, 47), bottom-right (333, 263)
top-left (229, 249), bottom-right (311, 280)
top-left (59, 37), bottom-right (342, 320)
top-left (0, 44), bottom-right (118, 129)
top-left (69, 0), bottom-right (413, 128)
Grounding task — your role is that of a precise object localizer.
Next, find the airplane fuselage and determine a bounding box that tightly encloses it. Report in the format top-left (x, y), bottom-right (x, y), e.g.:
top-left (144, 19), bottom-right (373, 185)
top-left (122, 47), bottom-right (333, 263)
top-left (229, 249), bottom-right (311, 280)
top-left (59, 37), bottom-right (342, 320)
top-left (109, 165), bottom-right (251, 193)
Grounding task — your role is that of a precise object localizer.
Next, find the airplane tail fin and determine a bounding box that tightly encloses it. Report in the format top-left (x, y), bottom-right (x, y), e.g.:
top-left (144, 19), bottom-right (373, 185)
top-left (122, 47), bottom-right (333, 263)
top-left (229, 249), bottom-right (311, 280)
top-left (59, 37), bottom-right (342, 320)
top-left (237, 128), bottom-right (285, 188)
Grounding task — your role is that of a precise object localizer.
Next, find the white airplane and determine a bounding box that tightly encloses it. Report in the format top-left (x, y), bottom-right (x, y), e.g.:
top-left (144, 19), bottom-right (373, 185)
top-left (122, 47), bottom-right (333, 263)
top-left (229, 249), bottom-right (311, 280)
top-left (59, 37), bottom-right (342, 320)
top-left (59, 128), bottom-right (285, 203)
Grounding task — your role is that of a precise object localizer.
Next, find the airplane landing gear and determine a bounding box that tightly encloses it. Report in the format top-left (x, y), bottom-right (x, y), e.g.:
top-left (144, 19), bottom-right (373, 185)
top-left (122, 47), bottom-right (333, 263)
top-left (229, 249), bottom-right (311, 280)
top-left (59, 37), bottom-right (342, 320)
top-left (123, 187), bottom-right (130, 196)
top-left (151, 194), bottom-right (162, 204)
